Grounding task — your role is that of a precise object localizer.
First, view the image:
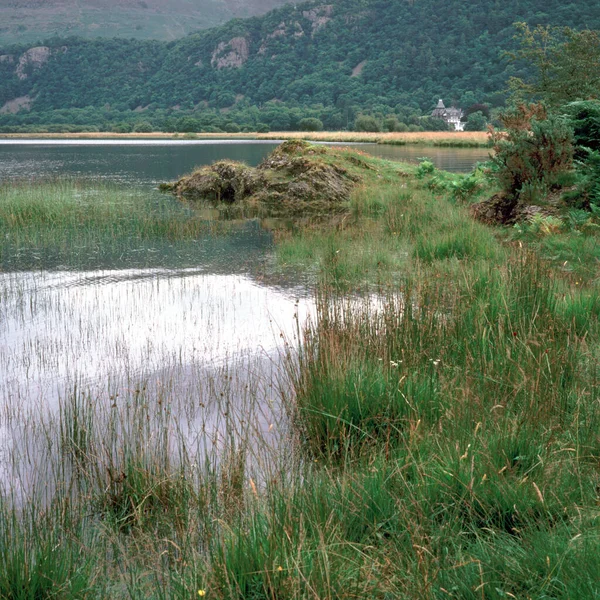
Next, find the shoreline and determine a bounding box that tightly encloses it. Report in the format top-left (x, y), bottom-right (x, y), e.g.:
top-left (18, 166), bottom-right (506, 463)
top-left (0, 130), bottom-right (490, 147)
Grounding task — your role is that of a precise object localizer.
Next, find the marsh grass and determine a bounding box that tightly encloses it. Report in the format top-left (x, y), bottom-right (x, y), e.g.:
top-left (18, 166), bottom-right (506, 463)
top-left (0, 179), bottom-right (227, 269)
top-left (2, 131), bottom-right (491, 147)
top-left (1, 146), bottom-right (599, 598)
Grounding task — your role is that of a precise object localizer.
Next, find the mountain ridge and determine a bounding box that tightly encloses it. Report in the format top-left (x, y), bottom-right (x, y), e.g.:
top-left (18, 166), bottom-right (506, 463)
top-left (1, 0), bottom-right (599, 131)
top-left (0, 0), bottom-right (291, 45)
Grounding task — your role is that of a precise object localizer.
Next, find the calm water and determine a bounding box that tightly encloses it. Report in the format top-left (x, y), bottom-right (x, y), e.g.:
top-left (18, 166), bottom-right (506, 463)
top-left (0, 139), bottom-right (482, 495)
top-left (0, 139), bottom-right (488, 186)
top-left (0, 139), bottom-right (281, 186)
top-left (365, 143), bottom-right (491, 172)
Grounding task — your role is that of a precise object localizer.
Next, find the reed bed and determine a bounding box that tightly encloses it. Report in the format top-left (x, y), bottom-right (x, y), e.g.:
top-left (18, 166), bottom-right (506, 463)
top-left (0, 179), bottom-right (236, 270)
top-left (1, 130), bottom-right (491, 147)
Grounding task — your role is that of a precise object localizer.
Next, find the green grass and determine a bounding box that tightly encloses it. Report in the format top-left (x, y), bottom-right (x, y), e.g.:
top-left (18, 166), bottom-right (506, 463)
top-left (1, 147), bottom-right (599, 598)
top-left (0, 179), bottom-right (234, 270)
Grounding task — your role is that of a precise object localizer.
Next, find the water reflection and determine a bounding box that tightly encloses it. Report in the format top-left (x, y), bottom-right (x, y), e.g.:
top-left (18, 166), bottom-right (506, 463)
top-left (363, 143), bottom-right (491, 172)
top-left (0, 268), bottom-right (312, 405)
top-left (0, 266), bottom-right (314, 498)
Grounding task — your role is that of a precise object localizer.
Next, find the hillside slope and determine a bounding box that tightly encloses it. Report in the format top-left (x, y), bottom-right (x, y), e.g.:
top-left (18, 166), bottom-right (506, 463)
top-left (1, 0), bottom-right (600, 130)
top-left (0, 0), bottom-right (290, 45)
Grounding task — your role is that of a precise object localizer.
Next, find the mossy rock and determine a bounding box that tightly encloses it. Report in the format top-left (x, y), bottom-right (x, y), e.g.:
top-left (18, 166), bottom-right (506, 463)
top-left (162, 140), bottom-right (367, 217)
top-left (168, 160), bottom-right (265, 204)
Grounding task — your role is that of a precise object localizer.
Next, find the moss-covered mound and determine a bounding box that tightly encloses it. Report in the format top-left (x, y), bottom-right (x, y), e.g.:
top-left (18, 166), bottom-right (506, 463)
top-left (161, 140), bottom-right (370, 216)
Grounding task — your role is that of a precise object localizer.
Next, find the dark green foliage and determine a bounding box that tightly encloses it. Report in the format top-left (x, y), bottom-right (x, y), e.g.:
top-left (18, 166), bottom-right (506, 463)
top-left (353, 114), bottom-right (381, 132)
top-left (464, 110), bottom-right (487, 131)
top-left (564, 100), bottom-right (600, 158)
top-left (491, 109), bottom-right (573, 201)
top-left (565, 148), bottom-right (600, 209)
top-left (508, 24), bottom-right (600, 107)
top-left (2, 1), bottom-right (600, 131)
top-left (298, 117), bottom-right (323, 131)
top-left (133, 120), bottom-right (154, 132)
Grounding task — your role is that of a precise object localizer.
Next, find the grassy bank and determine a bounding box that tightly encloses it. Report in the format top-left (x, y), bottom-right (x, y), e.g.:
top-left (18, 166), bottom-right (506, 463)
top-left (0, 130), bottom-right (490, 147)
top-left (1, 147), bottom-right (599, 598)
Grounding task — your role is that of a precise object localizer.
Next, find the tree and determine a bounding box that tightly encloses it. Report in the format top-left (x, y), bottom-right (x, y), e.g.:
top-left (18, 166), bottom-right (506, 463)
top-left (298, 117), bottom-right (324, 131)
top-left (464, 111), bottom-right (487, 131)
top-left (489, 104), bottom-right (573, 216)
top-left (508, 23), bottom-right (600, 107)
top-left (133, 120), bottom-right (153, 133)
top-left (354, 114), bottom-right (380, 132)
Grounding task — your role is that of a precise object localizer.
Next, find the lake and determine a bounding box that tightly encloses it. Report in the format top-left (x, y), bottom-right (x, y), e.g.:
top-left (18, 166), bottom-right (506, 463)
top-left (0, 139), bottom-right (485, 499)
top-left (0, 139), bottom-right (490, 186)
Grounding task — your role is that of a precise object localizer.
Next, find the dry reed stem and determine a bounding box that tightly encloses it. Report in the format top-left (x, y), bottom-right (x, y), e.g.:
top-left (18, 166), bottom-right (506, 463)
top-left (0, 130), bottom-right (490, 145)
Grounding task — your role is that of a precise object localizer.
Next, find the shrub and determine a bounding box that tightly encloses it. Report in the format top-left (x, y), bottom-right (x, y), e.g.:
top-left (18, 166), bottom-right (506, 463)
top-left (490, 105), bottom-right (574, 201)
top-left (383, 117), bottom-right (400, 132)
top-left (416, 159), bottom-right (435, 178)
top-left (464, 110), bottom-right (487, 131)
top-left (112, 121), bottom-right (132, 133)
top-left (133, 120), bottom-right (153, 133)
top-left (564, 100), bottom-right (600, 158)
top-left (298, 117), bottom-right (324, 131)
top-left (223, 121), bottom-right (241, 133)
top-left (354, 115), bottom-right (381, 132)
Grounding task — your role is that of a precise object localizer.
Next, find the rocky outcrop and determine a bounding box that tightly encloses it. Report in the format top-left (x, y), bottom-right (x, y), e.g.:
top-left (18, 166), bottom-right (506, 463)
top-left (16, 46), bottom-right (51, 80)
top-left (258, 20), bottom-right (304, 54)
top-left (162, 140), bottom-right (364, 216)
top-left (258, 21), bottom-right (287, 54)
top-left (302, 5), bottom-right (333, 34)
top-left (0, 55), bottom-right (14, 64)
top-left (351, 60), bottom-right (367, 77)
top-left (211, 37), bottom-right (249, 69)
top-left (0, 95), bottom-right (32, 114)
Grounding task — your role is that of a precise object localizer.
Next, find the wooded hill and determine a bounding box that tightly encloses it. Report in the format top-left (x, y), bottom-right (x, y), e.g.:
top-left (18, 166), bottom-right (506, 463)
top-left (1, 0), bottom-right (600, 132)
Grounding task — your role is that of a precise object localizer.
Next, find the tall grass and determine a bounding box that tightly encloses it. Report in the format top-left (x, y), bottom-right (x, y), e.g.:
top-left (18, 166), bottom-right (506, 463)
top-left (1, 131), bottom-right (491, 147)
top-left (1, 148), bottom-right (599, 598)
top-left (0, 179), bottom-right (235, 270)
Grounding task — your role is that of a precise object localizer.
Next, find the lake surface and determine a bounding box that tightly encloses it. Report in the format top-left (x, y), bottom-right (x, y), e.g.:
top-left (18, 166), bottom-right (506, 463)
top-left (0, 139), bottom-right (484, 498)
top-left (0, 139), bottom-right (489, 186)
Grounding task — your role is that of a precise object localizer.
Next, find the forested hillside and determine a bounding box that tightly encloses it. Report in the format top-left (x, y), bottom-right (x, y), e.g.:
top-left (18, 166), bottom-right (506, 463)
top-left (1, 0), bottom-right (600, 132)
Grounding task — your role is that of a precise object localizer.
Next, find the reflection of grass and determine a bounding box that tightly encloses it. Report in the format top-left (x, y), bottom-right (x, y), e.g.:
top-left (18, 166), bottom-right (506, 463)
top-left (0, 179), bottom-right (212, 240)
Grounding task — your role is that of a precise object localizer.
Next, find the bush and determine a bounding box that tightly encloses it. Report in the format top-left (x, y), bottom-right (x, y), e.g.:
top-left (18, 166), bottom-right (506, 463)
top-left (464, 110), bottom-right (487, 131)
top-left (112, 122), bottom-right (133, 133)
top-left (133, 121), bottom-right (153, 133)
top-left (298, 117), bottom-right (324, 131)
top-left (354, 115), bottom-right (381, 132)
top-left (490, 106), bottom-right (574, 201)
top-left (176, 116), bottom-right (201, 133)
top-left (222, 121), bottom-right (241, 133)
top-left (383, 117), bottom-right (400, 132)
top-left (416, 159), bottom-right (435, 178)
top-left (564, 100), bottom-right (600, 158)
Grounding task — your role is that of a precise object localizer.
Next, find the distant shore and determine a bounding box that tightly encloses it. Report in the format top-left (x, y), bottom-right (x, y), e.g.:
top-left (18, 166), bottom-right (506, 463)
top-left (0, 130), bottom-right (490, 147)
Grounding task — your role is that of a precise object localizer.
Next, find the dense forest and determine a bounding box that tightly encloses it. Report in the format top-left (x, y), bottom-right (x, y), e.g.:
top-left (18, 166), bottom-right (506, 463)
top-left (1, 0), bottom-right (600, 132)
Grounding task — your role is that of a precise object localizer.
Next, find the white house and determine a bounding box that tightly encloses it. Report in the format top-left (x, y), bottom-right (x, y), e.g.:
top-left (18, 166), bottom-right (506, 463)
top-left (431, 99), bottom-right (465, 131)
